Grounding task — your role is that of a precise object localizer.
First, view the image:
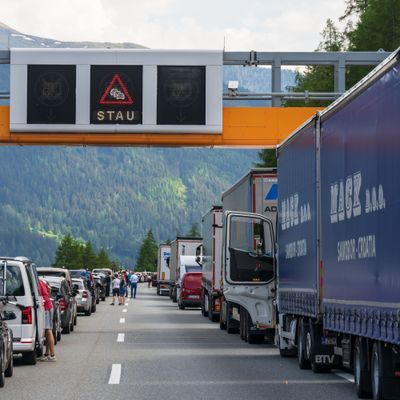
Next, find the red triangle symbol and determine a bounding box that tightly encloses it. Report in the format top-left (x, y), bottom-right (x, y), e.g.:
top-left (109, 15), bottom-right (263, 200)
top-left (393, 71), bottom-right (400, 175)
top-left (99, 74), bottom-right (134, 105)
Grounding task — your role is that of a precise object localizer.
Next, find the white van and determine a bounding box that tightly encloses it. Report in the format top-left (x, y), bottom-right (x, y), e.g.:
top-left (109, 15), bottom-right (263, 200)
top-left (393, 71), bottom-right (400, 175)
top-left (0, 257), bottom-right (45, 365)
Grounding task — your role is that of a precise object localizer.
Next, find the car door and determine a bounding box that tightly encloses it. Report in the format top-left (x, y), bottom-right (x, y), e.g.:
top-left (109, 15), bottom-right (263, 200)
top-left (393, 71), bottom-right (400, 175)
top-left (26, 266), bottom-right (45, 346)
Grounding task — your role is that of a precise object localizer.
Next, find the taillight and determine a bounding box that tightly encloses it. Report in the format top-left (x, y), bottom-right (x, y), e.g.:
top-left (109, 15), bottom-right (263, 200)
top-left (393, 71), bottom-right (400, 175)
top-left (59, 299), bottom-right (67, 311)
top-left (82, 291), bottom-right (88, 298)
top-left (22, 306), bottom-right (32, 324)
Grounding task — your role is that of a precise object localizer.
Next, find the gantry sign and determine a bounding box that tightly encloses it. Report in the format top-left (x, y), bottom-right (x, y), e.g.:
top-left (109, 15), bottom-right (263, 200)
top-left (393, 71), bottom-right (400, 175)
top-left (11, 49), bottom-right (222, 134)
top-left (0, 48), bottom-right (389, 147)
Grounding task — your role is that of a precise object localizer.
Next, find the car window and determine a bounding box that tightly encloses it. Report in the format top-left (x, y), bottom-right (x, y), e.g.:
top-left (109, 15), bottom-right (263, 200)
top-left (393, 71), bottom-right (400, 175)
top-left (72, 280), bottom-right (83, 289)
top-left (0, 264), bottom-right (25, 296)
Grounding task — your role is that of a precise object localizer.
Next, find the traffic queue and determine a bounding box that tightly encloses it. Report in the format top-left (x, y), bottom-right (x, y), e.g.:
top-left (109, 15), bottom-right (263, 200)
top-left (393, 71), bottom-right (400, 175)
top-left (157, 46), bottom-right (400, 400)
top-left (0, 258), bottom-right (111, 388)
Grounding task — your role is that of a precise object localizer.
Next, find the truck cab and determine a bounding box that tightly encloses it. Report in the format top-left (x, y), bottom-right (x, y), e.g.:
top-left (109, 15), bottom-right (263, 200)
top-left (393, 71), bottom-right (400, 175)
top-left (220, 211), bottom-right (276, 343)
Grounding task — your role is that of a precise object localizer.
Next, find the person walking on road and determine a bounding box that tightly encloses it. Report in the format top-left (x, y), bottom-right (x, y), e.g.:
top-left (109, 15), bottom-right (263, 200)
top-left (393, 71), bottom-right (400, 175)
top-left (105, 272), bottom-right (111, 297)
top-left (38, 279), bottom-right (56, 362)
top-left (130, 273), bottom-right (138, 298)
top-left (119, 272), bottom-right (127, 306)
top-left (110, 273), bottom-right (121, 305)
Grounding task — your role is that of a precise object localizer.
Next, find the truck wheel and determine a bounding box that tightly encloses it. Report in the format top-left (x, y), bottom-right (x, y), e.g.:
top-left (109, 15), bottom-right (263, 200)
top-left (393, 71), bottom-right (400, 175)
top-left (204, 294), bottom-right (210, 317)
top-left (201, 290), bottom-right (208, 317)
top-left (22, 350), bottom-right (37, 365)
top-left (63, 323), bottom-right (71, 334)
top-left (219, 301), bottom-right (227, 330)
top-left (208, 295), bottom-right (219, 322)
top-left (85, 307), bottom-right (92, 316)
top-left (298, 319), bottom-right (311, 369)
top-left (354, 337), bottom-right (372, 398)
top-left (0, 355), bottom-right (4, 388)
top-left (240, 308), bottom-right (245, 340)
top-left (371, 342), bottom-right (384, 400)
top-left (5, 353), bottom-right (13, 378)
top-left (226, 303), bottom-right (238, 334)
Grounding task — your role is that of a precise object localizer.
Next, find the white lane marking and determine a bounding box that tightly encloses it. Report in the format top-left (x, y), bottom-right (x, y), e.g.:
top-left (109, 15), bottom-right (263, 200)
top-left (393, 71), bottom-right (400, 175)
top-left (117, 333), bottom-right (125, 343)
top-left (123, 309), bottom-right (127, 313)
top-left (120, 318), bottom-right (125, 324)
top-left (108, 364), bottom-right (121, 385)
top-left (335, 372), bottom-right (354, 383)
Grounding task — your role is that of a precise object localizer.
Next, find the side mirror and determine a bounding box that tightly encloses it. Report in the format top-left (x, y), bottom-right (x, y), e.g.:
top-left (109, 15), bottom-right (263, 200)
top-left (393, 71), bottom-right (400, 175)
top-left (73, 284), bottom-right (79, 291)
top-left (2, 311), bottom-right (17, 321)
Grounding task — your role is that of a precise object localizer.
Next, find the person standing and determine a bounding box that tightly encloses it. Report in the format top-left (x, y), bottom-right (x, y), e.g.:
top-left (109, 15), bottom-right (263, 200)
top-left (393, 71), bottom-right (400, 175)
top-left (130, 273), bottom-right (138, 298)
top-left (105, 272), bottom-right (111, 297)
top-left (119, 272), bottom-right (127, 306)
top-left (110, 273), bottom-right (121, 305)
top-left (38, 279), bottom-right (56, 362)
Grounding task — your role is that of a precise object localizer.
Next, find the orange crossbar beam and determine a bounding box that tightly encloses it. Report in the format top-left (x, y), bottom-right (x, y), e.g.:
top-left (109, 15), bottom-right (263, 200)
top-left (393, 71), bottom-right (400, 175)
top-left (0, 106), bottom-right (321, 147)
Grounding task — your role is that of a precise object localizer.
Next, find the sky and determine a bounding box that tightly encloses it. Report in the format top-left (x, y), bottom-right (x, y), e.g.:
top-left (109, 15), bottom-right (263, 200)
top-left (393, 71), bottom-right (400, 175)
top-left (0, 0), bottom-right (347, 50)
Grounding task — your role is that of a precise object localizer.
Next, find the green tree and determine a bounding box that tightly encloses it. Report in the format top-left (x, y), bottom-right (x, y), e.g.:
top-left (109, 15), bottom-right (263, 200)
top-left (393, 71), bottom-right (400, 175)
top-left (53, 234), bottom-right (84, 269)
top-left (136, 229), bottom-right (158, 272)
top-left (254, 149), bottom-right (277, 168)
top-left (82, 241), bottom-right (97, 270)
top-left (186, 223), bottom-right (201, 237)
top-left (97, 248), bottom-right (111, 268)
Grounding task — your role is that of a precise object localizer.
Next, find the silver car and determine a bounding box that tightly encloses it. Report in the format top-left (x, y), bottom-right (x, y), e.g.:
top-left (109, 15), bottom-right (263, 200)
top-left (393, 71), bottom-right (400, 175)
top-left (72, 278), bottom-right (92, 316)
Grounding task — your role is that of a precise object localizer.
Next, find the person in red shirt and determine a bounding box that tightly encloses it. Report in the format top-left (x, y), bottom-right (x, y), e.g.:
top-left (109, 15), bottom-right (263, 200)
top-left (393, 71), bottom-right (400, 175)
top-left (38, 279), bottom-right (56, 362)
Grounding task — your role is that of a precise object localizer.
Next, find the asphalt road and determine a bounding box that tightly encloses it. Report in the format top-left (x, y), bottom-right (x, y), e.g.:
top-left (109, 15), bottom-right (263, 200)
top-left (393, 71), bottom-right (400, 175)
top-left (2, 285), bottom-right (358, 400)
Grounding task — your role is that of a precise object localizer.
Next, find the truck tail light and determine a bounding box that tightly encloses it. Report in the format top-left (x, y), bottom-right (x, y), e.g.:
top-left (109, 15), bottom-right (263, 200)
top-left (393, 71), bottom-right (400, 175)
top-left (82, 291), bottom-right (88, 298)
top-left (22, 306), bottom-right (33, 324)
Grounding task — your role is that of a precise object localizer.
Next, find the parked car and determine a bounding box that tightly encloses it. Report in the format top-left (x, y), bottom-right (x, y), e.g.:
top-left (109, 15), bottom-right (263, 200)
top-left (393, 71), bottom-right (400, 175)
top-left (0, 257), bottom-right (45, 365)
top-left (37, 267), bottom-right (74, 293)
top-left (93, 275), bottom-right (106, 301)
top-left (0, 298), bottom-right (14, 388)
top-left (43, 276), bottom-right (77, 334)
top-left (177, 272), bottom-right (202, 310)
top-left (72, 278), bottom-right (93, 316)
top-left (70, 270), bottom-right (96, 312)
top-left (49, 294), bottom-right (61, 344)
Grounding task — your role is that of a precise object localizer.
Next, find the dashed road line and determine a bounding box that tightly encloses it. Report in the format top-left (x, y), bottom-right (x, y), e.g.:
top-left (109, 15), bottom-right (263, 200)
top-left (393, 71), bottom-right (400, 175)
top-left (120, 317), bottom-right (125, 324)
top-left (108, 364), bottom-right (121, 384)
top-left (117, 333), bottom-right (125, 343)
top-left (123, 308), bottom-right (127, 313)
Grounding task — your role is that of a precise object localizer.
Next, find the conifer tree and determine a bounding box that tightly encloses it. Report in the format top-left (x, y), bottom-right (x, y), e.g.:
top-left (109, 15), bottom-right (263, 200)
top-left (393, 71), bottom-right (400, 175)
top-left (136, 230), bottom-right (158, 272)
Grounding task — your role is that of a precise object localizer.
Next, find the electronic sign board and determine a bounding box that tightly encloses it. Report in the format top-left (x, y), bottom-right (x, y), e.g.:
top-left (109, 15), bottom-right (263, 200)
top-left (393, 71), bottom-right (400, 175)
top-left (10, 49), bottom-right (222, 134)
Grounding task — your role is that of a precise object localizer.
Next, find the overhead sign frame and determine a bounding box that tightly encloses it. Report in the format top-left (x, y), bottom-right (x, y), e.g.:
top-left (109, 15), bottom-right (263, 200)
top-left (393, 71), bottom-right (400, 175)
top-left (10, 49), bottom-right (223, 134)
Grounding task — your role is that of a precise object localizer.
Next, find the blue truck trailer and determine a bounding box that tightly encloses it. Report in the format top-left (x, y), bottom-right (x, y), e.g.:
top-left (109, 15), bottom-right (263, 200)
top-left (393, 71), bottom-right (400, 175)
top-left (277, 50), bottom-right (400, 400)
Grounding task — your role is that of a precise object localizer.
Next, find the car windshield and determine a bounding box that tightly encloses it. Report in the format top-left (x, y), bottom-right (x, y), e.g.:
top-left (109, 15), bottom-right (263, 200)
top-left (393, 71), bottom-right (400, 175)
top-left (70, 270), bottom-right (86, 278)
top-left (38, 270), bottom-right (65, 277)
top-left (72, 280), bottom-right (84, 289)
top-left (185, 264), bottom-right (201, 273)
top-left (0, 264), bottom-right (25, 296)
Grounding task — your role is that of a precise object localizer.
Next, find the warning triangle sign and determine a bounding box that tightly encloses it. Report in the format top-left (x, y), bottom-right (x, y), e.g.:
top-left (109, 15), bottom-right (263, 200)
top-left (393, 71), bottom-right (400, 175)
top-left (99, 74), bottom-right (134, 105)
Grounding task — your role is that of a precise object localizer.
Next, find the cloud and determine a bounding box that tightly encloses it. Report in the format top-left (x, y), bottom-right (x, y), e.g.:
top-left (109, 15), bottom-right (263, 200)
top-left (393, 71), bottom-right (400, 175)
top-left (0, 0), bottom-right (346, 50)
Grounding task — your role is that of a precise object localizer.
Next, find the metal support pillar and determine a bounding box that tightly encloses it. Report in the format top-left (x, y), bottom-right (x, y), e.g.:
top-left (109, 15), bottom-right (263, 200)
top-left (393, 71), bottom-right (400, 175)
top-left (272, 57), bottom-right (282, 107)
top-left (334, 56), bottom-right (346, 93)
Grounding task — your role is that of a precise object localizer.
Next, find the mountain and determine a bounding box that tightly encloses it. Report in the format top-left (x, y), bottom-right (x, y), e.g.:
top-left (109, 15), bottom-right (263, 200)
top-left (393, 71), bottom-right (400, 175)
top-left (0, 24), bottom-right (294, 267)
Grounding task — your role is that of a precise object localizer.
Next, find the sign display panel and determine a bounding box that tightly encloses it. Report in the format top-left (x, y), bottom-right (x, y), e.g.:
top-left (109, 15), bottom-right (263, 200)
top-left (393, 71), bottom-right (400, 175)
top-left (10, 49), bottom-right (223, 134)
top-left (157, 66), bottom-right (205, 125)
top-left (90, 65), bottom-right (142, 125)
top-left (27, 64), bottom-right (76, 124)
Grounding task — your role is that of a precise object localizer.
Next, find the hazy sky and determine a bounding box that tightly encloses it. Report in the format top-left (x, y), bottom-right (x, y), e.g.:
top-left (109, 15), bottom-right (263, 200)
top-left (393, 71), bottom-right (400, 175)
top-left (1, 0), bottom-right (346, 50)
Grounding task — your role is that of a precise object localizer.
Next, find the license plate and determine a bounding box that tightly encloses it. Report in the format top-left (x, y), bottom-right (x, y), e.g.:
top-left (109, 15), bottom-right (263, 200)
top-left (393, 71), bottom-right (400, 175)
top-left (188, 295), bottom-right (199, 299)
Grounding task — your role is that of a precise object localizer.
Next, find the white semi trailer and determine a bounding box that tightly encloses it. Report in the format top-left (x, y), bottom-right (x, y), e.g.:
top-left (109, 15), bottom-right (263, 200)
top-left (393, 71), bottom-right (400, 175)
top-left (201, 206), bottom-right (223, 322)
top-left (220, 168), bottom-right (278, 343)
top-left (169, 237), bottom-right (202, 303)
top-left (156, 244), bottom-right (171, 296)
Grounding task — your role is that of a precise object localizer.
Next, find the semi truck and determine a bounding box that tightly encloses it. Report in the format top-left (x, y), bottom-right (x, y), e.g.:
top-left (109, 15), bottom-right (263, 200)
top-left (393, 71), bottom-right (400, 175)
top-left (156, 244), bottom-right (171, 296)
top-left (201, 206), bottom-right (223, 322)
top-left (219, 168), bottom-right (278, 343)
top-left (169, 237), bottom-right (202, 303)
top-left (276, 50), bottom-right (400, 399)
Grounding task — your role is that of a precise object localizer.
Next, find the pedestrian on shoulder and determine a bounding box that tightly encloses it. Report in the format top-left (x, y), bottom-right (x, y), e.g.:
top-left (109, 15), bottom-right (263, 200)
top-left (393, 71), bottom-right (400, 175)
top-left (130, 273), bottom-right (138, 299)
top-left (110, 273), bottom-right (121, 305)
top-left (119, 274), bottom-right (127, 305)
top-left (38, 279), bottom-right (56, 362)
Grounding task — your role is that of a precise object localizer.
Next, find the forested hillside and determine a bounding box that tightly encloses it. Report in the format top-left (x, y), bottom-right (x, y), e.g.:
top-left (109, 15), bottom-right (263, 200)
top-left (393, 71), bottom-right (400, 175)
top-left (0, 147), bottom-right (257, 266)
